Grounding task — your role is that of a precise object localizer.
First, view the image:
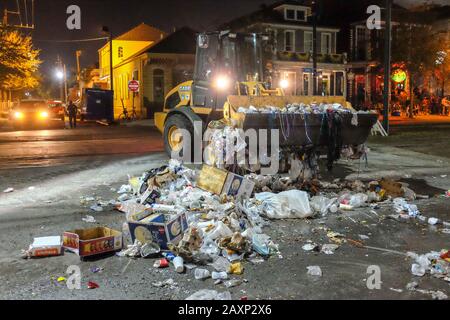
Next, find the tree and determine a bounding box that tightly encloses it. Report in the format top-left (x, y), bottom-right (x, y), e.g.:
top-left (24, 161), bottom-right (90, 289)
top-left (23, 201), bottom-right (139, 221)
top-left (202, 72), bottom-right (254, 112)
top-left (391, 22), bottom-right (441, 117)
top-left (0, 26), bottom-right (41, 91)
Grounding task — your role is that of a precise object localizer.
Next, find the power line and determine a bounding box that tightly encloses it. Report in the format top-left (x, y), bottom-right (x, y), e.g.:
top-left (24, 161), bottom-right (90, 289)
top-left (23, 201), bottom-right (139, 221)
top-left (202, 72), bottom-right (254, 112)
top-left (34, 37), bottom-right (109, 43)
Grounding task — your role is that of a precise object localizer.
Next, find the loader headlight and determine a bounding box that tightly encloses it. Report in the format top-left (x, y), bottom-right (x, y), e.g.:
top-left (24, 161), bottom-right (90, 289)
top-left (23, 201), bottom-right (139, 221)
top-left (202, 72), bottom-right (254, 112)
top-left (279, 79), bottom-right (289, 89)
top-left (14, 111), bottom-right (24, 119)
top-left (214, 75), bottom-right (231, 91)
top-left (39, 111), bottom-right (49, 118)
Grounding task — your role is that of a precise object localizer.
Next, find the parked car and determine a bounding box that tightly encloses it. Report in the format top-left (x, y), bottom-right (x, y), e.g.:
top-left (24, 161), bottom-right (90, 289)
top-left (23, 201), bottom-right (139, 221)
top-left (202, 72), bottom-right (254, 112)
top-left (9, 99), bottom-right (52, 129)
top-left (47, 100), bottom-right (66, 120)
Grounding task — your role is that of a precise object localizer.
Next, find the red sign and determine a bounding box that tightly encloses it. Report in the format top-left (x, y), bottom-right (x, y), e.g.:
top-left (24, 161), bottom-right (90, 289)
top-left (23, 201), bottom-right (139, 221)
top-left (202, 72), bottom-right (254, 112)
top-left (128, 80), bottom-right (140, 92)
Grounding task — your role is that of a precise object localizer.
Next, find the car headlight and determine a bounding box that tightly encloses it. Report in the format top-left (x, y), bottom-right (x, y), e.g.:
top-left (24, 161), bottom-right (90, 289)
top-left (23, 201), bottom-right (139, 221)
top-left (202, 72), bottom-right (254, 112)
top-left (39, 111), bottom-right (49, 118)
top-left (14, 111), bottom-right (24, 119)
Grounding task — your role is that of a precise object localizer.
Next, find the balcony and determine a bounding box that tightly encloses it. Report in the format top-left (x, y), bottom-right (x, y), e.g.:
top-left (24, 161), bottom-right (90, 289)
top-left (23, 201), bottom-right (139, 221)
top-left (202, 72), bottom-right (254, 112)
top-left (277, 52), bottom-right (346, 64)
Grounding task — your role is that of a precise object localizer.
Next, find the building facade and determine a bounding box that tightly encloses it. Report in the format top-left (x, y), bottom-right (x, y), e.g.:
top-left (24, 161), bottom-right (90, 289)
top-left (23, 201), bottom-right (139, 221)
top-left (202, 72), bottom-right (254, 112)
top-left (98, 24), bottom-right (196, 119)
top-left (222, 1), bottom-right (348, 98)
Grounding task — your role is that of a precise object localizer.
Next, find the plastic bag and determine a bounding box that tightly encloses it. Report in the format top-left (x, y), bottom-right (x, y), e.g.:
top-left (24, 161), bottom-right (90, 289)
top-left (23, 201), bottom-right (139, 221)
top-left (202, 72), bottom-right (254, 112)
top-left (310, 196), bottom-right (337, 215)
top-left (256, 190), bottom-right (312, 219)
top-left (252, 233), bottom-right (271, 256)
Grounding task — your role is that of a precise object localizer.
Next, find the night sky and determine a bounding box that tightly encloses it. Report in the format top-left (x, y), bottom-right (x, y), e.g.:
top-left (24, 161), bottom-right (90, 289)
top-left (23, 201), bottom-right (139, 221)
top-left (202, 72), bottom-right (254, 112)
top-left (1, 0), bottom-right (445, 82)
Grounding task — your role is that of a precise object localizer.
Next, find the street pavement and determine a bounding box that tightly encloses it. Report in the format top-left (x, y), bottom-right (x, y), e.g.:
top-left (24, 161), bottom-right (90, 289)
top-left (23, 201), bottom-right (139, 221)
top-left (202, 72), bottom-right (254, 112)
top-left (0, 121), bottom-right (449, 300)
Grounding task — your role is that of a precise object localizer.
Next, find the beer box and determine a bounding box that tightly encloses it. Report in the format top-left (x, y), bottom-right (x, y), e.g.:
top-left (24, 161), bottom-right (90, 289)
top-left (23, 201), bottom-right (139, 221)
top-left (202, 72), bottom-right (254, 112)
top-left (128, 212), bottom-right (188, 250)
top-left (197, 165), bottom-right (255, 198)
top-left (63, 227), bottom-right (123, 258)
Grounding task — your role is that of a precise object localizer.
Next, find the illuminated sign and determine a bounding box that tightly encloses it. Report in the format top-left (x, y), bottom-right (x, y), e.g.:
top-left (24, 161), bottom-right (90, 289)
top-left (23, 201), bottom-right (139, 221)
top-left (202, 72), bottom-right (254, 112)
top-left (391, 69), bottom-right (407, 83)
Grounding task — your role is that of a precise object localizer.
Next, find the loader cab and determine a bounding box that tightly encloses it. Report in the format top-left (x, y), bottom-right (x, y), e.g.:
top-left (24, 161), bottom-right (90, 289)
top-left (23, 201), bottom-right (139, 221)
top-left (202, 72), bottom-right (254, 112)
top-left (192, 32), bottom-right (268, 111)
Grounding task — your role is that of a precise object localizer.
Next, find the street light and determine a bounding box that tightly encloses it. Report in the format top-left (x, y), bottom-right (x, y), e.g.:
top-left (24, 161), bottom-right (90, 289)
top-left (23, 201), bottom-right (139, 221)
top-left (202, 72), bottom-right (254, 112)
top-left (55, 70), bottom-right (64, 80)
top-left (55, 66), bottom-right (68, 103)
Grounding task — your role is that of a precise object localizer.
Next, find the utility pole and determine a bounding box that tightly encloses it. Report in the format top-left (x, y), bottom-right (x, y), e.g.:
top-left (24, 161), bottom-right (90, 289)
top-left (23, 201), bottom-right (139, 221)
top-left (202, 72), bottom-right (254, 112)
top-left (382, 0), bottom-right (392, 134)
top-left (102, 26), bottom-right (114, 92)
top-left (312, 0), bottom-right (318, 96)
top-left (76, 50), bottom-right (82, 100)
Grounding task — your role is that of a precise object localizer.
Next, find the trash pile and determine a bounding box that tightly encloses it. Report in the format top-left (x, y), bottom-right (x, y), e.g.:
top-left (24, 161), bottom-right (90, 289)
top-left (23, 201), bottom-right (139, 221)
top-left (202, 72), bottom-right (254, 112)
top-left (115, 160), bottom-right (279, 276)
top-left (236, 103), bottom-right (376, 115)
top-left (20, 158), bottom-right (449, 299)
top-left (408, 250), bottom-right (450, 281)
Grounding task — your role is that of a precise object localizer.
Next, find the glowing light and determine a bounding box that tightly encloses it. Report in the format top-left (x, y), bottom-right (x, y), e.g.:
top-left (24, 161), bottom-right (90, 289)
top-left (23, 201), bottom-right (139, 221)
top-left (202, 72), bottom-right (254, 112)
top-left (55, 70), bottom-right (64, 80)
top-left (391, 69), bottom-right (407, 83)
top-left (279, 79), bottom-right (289, 89)
top-left (14, 111), bottom-right (24, 119)
top-left (214, 75), bottom-right (231, 90)
top-left (39, 111), bottom-right (49, 118)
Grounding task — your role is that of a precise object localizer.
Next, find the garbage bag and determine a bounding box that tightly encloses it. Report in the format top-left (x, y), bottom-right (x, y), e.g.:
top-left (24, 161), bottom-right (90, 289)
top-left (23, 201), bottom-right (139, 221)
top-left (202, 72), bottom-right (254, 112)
top-left (255, 190), bottom-right (313, 219)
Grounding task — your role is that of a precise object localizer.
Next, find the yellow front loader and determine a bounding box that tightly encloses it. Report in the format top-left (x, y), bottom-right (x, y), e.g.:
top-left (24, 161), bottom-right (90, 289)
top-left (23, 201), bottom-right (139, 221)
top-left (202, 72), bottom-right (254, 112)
top-left (155, 32), bottom-right (377, 162)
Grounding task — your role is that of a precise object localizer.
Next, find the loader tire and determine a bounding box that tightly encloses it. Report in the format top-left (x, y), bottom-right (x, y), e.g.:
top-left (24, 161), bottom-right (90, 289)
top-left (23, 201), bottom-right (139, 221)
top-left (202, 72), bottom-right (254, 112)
top-left (164, 114), bottom-right (194, 160)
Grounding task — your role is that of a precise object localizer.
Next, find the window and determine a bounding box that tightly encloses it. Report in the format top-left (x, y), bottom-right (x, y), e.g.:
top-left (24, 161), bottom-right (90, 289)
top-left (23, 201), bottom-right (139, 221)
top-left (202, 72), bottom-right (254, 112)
top-left (285, 9), bottom-right (295, 20)
top-left (296, 10), bottom-right (306, 21)
top-left (284, 30), bottom-right (295, 52)
top-left (321, 33), bottom-right (332, 54)
top-left (285, 8), bottom-right (307, 21)
top-left (118, 47), bottom-right (124, 59)
top-left (304, 31), bottom-right (313, 53)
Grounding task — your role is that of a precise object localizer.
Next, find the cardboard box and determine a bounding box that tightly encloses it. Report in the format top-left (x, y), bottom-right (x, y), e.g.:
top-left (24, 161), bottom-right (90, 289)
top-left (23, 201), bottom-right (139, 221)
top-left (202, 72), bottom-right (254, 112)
top-left (28, 236), bottom-right (62, 258)
top-left (128, 212), bottom-right (188, 250)
top-left (63, 227), bottom-right (123, 258)
top-left (197, 165), bottom-right (255, 198)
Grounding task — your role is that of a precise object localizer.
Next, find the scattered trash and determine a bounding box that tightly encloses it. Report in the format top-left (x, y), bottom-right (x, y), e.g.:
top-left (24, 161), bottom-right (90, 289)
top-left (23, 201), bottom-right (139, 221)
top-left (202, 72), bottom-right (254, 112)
top-left (24, 236), bottom-right (62, 258)
top-left (153, 258), bottom-right (169, 268)
top-left (63, 227), bottom-right (122, 258)
top-left (211, 271), bottom-right (228, 280)
top-left (173, 256), bottom-right (185, 273)
top-left (185, 289), bottom-right (232, 300)
top-left (87, 281), bottom-right (99, 289)
top-left (82, 215), bottom-right (96, 223)
top-left (428, 217), bottom-right (439, 225)
top-left (57, 277), bottom-right (66, 282)
top-left (302, 243), bottom-right (319, 252)
top-left (90, 204), bottom-right (104, 212)
top-left (224, 279), bottom-right (242, 288)
top-left (140, 242), bottom-right (161, 258)
top-left (321, 244), bottom-right (339, 255)
top-left (389, 288), bottom-right (403, 293)
top-left (3, 187), bottom-right (14, 193)
top-left (306, 266), bottom-right (322, 277)
top-left (194, 268), bottom-right (211, 280)
top-left (411, 264), bottom-right (426, 277)
top-left (90, 266), bottom-right (103, 273)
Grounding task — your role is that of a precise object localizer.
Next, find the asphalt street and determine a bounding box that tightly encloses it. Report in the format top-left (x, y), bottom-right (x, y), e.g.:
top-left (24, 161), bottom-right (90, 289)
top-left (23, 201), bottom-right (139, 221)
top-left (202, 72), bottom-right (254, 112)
top-left (0, 121), bottom-right (449, 300)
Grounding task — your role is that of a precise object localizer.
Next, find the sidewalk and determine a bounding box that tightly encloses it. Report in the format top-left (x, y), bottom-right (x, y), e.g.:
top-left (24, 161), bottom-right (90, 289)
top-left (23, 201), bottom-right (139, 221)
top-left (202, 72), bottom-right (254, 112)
top-left (121, 119), bottom-right (155, 127)
top-left (390, 115), bottom-right (450, 126)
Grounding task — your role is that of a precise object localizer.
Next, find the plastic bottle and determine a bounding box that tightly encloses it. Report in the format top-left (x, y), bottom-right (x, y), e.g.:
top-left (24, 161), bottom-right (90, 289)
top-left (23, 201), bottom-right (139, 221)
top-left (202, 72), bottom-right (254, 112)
top-left (194, 268), bottom-right (211, 280)
top-left (211, 271), bottom-right (228, 280)
top-left (173, 256), bottom-right (184, 273)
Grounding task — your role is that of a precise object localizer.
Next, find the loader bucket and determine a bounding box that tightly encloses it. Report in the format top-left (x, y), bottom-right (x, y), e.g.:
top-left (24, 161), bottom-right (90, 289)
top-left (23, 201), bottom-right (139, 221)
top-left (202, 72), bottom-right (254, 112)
top-left (225, 95), bottom-right (378, 147)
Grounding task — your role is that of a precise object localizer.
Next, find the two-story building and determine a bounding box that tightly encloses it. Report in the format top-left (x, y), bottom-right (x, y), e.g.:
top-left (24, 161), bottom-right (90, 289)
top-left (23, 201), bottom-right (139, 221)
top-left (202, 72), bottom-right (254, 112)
top-left (346, 3), bottom-right (450, 108)
top-left (98, 24), bottom-right (196, 119)
top-left (221, 0), bottom-right (348, 98)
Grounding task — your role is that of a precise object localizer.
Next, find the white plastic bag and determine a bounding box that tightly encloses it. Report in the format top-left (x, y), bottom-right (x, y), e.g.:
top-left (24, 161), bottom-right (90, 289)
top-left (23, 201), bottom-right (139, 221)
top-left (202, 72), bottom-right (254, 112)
top-left (256, 190), bottom-right (313, 219)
